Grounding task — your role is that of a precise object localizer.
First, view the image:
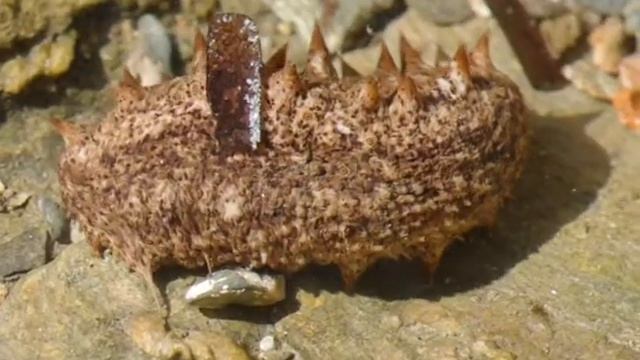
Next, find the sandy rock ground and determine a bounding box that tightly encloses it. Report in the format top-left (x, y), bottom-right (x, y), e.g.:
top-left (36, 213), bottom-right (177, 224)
top-left (1, 2), bottom-right (639, 359)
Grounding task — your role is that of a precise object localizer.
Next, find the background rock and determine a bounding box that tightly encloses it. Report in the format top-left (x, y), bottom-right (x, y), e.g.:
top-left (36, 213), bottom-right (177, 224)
top-left (405, 0), bottom-right (473, 25)
top-left (0, 31), bottom-right (77, 94)
top-left (539, 13), bottom-right (583, 59)
top-left (562, 58), bottom-right (621, 99)
top-left (520, 0), bottom-right (570, 18)
top-left (0, 0), bottom-right (102, 49)
top-left (589, 16), bottom-right (629, 74)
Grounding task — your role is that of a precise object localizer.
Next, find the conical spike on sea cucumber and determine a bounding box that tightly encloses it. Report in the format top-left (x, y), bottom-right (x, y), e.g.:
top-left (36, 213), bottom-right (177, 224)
top-left (191, 30), bottom-right (207, 75)
top-left (376, 42), bottom-right (399, 75)
top-left (420, 242), bottom-right (449, 285)
top-left (119, 68), bottom-right (145, 99)
top-left (279, 63), bottom-right (302, 92)
top-left (264, 43), bottom-right (288, 79)
top-left (399, 35), bottom-right (423, 73)
top-left (358, 78), bottom-right (380, 111)
top-left (471, 32), bottom-right (494, 72)
top-left (338, 262), bottom-right (365, 293)
top-left (452, 45), bottom-right (472, 84)
top-left (49, 118), bottom-right (84, 146)
top-left (305, 23), bottom-right (336, 82)
top-left (394, 75), bottom-right (418, 104)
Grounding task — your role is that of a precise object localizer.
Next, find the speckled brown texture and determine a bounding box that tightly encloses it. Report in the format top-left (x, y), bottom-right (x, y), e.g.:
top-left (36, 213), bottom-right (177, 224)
top-left (53, 14), bottom-right (528, 288)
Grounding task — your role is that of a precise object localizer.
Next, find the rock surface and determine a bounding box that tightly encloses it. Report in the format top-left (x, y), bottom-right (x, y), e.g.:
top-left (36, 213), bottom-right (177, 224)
top-left (405, 0), bottom-right (473, 25)
top-left (0, 227), bottom-right (48, 278)
top-left (1, 4), bottom-right (640, 360)
top-left (0, 31), bottom-right (77, 94)
top-left (562, 58), bottom-right (621, 99)
top-left (539, 13), bottom-right (583, 59)
top-left (0, 0), bottom-right (102, 49)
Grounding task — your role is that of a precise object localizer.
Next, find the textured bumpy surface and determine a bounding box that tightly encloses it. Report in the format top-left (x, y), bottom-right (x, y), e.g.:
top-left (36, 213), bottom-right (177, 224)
top-left (52, 13), bottom-right (528, 288)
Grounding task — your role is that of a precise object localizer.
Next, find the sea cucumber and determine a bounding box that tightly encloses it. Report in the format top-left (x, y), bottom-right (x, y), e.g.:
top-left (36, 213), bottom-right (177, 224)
top-left (51, 13), bottom-right (528, 289)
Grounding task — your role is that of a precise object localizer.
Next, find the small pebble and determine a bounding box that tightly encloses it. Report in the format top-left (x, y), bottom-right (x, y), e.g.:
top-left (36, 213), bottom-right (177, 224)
top-left (185, 268), bottom-right (286, 309)
top-left (619, 53), bottom-right (640, 89)
top-left (70, 220), bottom-right (87, 243)
top-left (0, 183), bottom-right (31, 213)
top-left (259, 335), bottom-right (275, 352)
top-left (37, 196), bottom-right (68, 242)
top-left (588, 16), bottom-right (628, 74)
top-left (612, 88), bottom-right (640, 129)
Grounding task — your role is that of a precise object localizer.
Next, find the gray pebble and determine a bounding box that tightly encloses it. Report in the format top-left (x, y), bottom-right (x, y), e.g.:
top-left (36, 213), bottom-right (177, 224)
top-left (0, 227), bottom-right (48, 278)
top-left (37, 196), bottom-right (68, 243)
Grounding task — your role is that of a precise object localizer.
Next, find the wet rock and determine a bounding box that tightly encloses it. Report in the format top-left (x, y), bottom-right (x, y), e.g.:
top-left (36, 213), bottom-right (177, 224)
top-left (0, 31), bottom-right (77, 94)
top-left (588, 16), bottom-right (628, 74)
top-left (3, 6), bottom-right (640, 360)
top-left (471, 339), bottom-right (517, 360)
top-left (127, 312), bottom-right (251, 360)
top-left (539, 13), bottom-right (582, 59)
top-left (0, 227), bottom-right (48, 278)
top-left (562, 58), bottom-right (621, 99)
top-left (0, 241), bottom-right (261, 359)
top-left (406, 0), bottom-right (474, 25)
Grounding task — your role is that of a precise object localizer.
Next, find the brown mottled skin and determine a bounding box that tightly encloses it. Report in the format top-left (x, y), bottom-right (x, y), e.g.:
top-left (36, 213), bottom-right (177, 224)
top-left (54, 16), bottom-right (528, 288)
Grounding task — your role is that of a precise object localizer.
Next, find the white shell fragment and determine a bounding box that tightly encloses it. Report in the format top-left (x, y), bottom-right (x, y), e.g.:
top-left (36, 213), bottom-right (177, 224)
top-left (185, 268), bottom-right (286, 309)
top-left (0, 181), bottom-right (31, 213)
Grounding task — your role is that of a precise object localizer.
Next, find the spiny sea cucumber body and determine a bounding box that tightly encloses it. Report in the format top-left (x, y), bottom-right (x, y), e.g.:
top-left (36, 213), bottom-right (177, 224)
top-left (53, 13), bottom-right (528, 288)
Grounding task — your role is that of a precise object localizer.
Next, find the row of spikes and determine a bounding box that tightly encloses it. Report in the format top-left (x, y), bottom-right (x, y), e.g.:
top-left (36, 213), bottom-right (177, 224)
top-left (116, 23), bottom-right (494, 105)
top-left (252, 24), bottom-right (495, 111)
top-left (261, 25), bottom-right (494, 82)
